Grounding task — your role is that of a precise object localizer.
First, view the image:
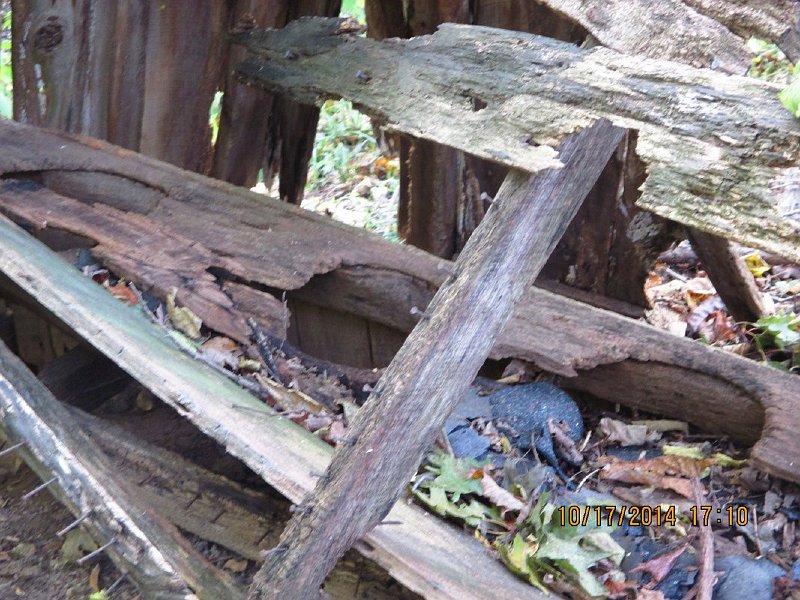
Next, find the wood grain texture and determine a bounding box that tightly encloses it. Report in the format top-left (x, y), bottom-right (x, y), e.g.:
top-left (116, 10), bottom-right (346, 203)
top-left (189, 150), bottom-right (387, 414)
top-left (248, 121), bottom-right (626, 599)
top-left (1, 120), bottom-right (799, 485)
top-left (0, 210), bottom-right (546, 600)
top-left (235, 17), bottom-right (800, 262)
top-left (0, 340), bottom-right (244, 600)
top-left (688, 229), bottom-right (767, 323)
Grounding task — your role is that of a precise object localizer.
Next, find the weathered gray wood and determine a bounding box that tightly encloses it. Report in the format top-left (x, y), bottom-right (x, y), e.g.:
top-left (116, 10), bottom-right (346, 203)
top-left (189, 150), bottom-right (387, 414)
top-left (681, 0), bottom-right (800, 63)
top-left (1, 120), bottom-right (799, 486)
top-left (535, 0), bottom-right (753, 73)
top-left (249, 121), bottom-right (626, 599)
top-left (0, 340), bottom-right (244, 600)
top-left (688, 229), bottom-right (767, 323)
top-left (235, 17), bottom-right (800, 262)
top-left (69, 408), bottom-right (422, 600)
top-left (0, 214), bottom-right (546, 600)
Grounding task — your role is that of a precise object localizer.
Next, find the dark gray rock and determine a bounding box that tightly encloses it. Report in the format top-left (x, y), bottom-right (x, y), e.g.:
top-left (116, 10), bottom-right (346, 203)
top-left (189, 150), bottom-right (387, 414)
top-left (489, 383), bottom-right (584, 484)
top-left (447, 426), bottom-right (490, 459)
top-left (715, 555), bottom-right (785, 600)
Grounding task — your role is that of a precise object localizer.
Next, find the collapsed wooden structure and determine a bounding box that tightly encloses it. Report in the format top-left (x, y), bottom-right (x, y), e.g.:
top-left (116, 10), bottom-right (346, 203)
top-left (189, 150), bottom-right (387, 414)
top-left (0, 11), bottom-right (799, 600)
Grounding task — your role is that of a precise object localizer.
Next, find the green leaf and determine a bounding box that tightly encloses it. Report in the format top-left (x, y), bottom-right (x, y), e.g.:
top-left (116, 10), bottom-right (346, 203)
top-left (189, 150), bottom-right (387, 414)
top-left (496, 534), bottom-right (548, 592)
top-left (779, 79), bottom-right (800, 117)
top-left (756, 313), bottom-right (800, 349)
top-left (424, 452), bottom-right (484, 499)
top-left (89, 592), bottom-right (109, 600)
top-left (537, 531), bottom-right (624, 597)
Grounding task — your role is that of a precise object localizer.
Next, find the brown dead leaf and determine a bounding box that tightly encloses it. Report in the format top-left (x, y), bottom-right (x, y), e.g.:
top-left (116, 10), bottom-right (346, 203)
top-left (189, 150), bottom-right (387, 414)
top-left (635, 589), bottom-right (666, 600)
top-left (598, 455), bottom-right (712, 498)
top-left (89, 564), bottom-right (101, 592)
top-left (631, 545), bottom-right (687, 586)
top-left (598, 418), bottom-right (661, 447)
top-left (223, 558), bottom-right (248, 573)
top-left (480, 473), bottom-right (526, 513)
top-left (683, 277), bottom-right (716, 309)
top-left (108, 282), bottom-right (138, 305)
top-left (202, 336), bottom-right (240, 354)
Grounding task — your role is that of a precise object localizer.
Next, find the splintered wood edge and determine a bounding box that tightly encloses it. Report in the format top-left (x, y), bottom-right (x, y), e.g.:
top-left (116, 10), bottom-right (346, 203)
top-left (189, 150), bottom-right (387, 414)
top-left (0, 344), bottom-right (209, 599)
top-left (0, 214), bottom-right (546, 599)
top-left (235, 18), bottom-right (800, 262)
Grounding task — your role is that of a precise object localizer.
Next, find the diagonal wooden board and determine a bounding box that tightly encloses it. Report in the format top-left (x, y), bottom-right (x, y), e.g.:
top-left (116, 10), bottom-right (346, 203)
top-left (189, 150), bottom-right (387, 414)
top-left (0, 212), bottom-right (546, 600)
top-left (235, 17), bottom-right (800, 262)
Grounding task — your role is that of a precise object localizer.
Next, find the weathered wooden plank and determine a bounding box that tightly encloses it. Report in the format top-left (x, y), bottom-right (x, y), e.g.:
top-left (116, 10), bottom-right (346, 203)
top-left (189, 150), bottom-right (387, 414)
top-left (68, 407), bottom-right (422, 600)
top-left (235, 17), bottom-right (800, 262)
top-left (250, 121), bottom-right (626, 599)
top-left (535, 0), bottom-right (753, 73)
top-left (688, 229), bottom-right (768, 323)
top-left (0, 340), bottom-right (245, 600)
top-left (0, 213), bottom-right (546, 600)
top-left (681, 0), bottom-right (800, 62)
top-left (1, 120), bottom-right (799, 484)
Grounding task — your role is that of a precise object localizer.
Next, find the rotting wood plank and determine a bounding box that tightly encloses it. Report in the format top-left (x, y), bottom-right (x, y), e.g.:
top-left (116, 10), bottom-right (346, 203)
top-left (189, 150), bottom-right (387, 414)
top-left (0, 340), bottom-right (245, 600)
top-left (0, 120), bottom-right (799, 483)
top-left (0, 215), bottom-right (547, 600)
top-left (69, 408), bottom-right (422, 600)
top-left (249, 120), bottom-right (626, 599)
top-left (234, 17), bottom-right (800, 262)
top-left (688, 229), bottom-right (767, 323)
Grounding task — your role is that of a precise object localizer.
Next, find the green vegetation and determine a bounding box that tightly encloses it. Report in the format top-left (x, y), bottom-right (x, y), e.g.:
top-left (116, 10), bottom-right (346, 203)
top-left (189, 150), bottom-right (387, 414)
top-left (753, 312), bottom-right (800, 372)
top-left (303, 98), bottom-right (400, 241)
top-left (1, 9), bottom-right (11, 118)
top-left (747, 38), bottom-right (800, 118)
top-left (308, 99), bottom-right (377, 189)
top-left (208, 90), bottom-right (223, 146)
top-left (340, 0), bottom-right (366, 24)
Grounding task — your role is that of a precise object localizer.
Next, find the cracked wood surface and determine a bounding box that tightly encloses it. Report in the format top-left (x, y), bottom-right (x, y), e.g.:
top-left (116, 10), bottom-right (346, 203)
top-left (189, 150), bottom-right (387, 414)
top-left (0, 120), bottom-right (799, 485)
top-left (249, 120), bottom-right (625, 599)
top-left (0, 212), bottom-right (546, 600)
top-left (0, 340), bottom-right (244, 600)
top-left (235, 17), bottom-right (800, 262)
top-left (69, 407), bottom-right (421, 600)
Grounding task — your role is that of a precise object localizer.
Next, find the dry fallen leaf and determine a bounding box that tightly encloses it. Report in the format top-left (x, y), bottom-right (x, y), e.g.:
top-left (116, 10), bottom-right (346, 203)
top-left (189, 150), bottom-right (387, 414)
top-left (108, 282), bottom-right (138, 305)
top-left (598, 455), bottom-right (713, 498)
top-left (480, 473), bottom-right (526, 513)
top-left (598, 418), bottom-right (661, 446)
top-left (223, 558), bottom-right (248, 573)
top-left (89, 563), bottom-right (101, 592)
top-left (166, 288), bottom-right (202, 339)
top-left (631, 545), bottom-right (687, 586)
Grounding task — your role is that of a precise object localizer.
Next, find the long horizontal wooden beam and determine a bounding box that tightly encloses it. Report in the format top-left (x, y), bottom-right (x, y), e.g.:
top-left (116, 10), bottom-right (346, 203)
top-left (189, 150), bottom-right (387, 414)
top-left (0, 120), bottom-right (798, 486)
top-left (234, 17), bottom-right (800, 262)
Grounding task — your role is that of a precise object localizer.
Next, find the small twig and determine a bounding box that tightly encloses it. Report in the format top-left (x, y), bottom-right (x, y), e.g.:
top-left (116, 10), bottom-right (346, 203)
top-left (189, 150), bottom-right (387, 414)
top-left (663, 266), bottom-right (689, 283)
top-left (438, 427), bottom-right (455, 457)
top-left (575, 467), bottom-right (602, 492)
top-left (691, 478), bottom-right (715, 600)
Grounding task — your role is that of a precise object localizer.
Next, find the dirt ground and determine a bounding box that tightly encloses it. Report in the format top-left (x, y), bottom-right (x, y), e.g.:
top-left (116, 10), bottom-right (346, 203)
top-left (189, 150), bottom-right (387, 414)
top-left (0, 461), bottom-right (139, 600)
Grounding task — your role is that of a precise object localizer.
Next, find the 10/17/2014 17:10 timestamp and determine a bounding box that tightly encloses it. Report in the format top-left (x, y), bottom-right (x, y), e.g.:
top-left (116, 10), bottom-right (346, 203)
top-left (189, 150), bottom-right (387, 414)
top-left (556, 504), bottom-right (752, 527)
